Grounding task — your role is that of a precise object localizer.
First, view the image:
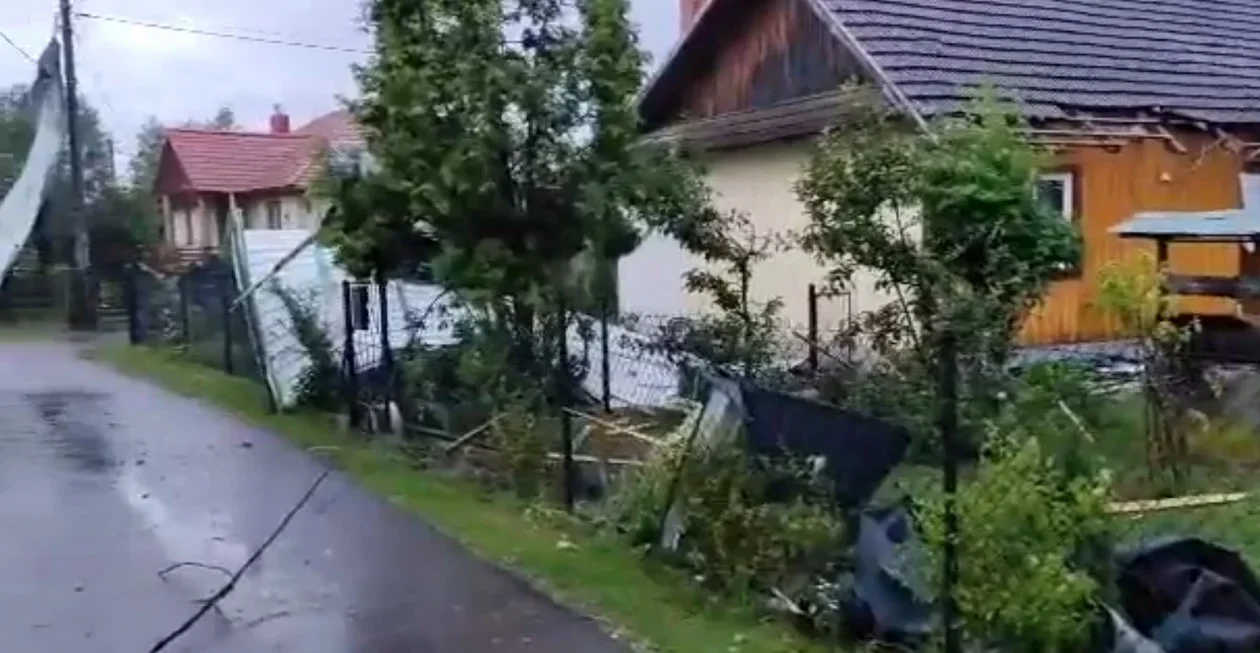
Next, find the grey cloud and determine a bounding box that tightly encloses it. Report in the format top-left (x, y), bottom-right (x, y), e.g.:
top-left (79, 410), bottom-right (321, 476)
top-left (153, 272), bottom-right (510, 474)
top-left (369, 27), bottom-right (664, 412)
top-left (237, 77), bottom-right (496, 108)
top-left (1, 0), bottom-right (678, 171)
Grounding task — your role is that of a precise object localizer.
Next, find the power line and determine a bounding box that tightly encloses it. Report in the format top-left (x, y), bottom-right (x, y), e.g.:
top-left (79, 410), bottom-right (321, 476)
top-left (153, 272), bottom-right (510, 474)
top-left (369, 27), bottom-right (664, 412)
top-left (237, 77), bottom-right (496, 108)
top-left (0, 28), bottom-right (35, 63)
top-left (74, 12), bottom-right (368, 55)
top-left (71, 28), bottom-right (119, 120)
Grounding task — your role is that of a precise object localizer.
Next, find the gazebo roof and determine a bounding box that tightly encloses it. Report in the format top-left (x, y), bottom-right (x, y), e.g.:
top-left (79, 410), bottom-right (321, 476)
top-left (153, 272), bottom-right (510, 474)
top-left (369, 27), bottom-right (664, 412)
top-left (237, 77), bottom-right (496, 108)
top-left (1110, 209), bottom-right (1260, 242)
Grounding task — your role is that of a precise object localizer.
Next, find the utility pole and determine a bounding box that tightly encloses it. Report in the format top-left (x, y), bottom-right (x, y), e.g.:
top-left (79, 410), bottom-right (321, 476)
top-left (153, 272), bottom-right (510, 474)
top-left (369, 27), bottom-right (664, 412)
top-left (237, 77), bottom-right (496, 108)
top-left (60, 0), bottom-right (95, 330)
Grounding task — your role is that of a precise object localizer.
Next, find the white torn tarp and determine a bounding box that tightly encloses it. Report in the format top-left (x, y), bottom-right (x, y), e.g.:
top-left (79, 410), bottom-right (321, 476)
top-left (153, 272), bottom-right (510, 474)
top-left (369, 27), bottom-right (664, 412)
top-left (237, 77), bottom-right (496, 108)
top-left (0, 40), bottom-right (63, 279)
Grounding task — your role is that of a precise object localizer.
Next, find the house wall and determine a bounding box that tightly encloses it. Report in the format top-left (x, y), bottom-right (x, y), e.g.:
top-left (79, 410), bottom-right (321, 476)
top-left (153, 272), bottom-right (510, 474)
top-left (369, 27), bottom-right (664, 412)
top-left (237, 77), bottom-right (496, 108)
top-left (165, 196), bottom-right (217, 249)
top-left (164, 191), bottom-right (328, 254)
top-left (624, 129), bottom-right (1254, 346)
top-left (619, 138), bottom-right (891, 331)
top-left (238, 193), bottom-right (325, 232)
top-left (1020, 131), bottom-right (1246, 344)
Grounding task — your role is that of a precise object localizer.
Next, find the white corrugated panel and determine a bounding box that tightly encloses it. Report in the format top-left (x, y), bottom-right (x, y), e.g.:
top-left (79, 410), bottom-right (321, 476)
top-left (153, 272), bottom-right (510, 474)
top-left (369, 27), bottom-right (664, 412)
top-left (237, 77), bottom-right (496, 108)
top-left (238, 229), bottom-right (456, 408)
top-left (236, 229), bottom-right (681, 409)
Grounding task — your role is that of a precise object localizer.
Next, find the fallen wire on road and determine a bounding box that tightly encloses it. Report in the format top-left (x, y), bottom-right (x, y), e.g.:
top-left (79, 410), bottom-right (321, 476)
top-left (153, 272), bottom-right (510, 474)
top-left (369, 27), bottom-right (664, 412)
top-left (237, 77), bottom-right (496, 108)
top-left (157, 561), bottom-right (233, 579)
top-left (147, 468), bottom-right (332, 653)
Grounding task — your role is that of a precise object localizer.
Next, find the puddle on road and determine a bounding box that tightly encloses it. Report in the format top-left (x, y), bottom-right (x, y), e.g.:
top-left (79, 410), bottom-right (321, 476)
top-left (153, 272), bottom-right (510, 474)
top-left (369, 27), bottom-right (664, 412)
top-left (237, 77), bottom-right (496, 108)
top-left (27, 391), bottom-right (116, 474)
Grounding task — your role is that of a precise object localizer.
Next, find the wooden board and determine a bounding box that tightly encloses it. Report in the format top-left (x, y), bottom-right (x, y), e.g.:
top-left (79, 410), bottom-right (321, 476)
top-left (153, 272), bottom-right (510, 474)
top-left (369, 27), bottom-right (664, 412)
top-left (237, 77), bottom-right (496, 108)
top-left (1020, 131), bottom-right (1247, 345)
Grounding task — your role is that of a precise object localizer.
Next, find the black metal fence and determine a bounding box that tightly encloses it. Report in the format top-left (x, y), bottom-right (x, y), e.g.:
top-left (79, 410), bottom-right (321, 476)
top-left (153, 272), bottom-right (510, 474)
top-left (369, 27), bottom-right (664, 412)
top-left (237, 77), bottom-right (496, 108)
top-left (124, 258), bottom-right (260, 381)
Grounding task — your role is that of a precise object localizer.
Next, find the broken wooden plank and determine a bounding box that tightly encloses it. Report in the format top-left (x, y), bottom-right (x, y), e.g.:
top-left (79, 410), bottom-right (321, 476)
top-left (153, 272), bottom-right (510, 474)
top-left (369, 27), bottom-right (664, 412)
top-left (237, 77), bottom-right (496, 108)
top-left (1166, 274), bottom-right (1260, 299)
top-left (545, 452), bottom-right (646, 468)
top-left (443, 415), bottom-right (504, 454)
top-left (1107, 492), bottom-right (1249, 516)
top-left (564, 408), bottom-right (662, 446)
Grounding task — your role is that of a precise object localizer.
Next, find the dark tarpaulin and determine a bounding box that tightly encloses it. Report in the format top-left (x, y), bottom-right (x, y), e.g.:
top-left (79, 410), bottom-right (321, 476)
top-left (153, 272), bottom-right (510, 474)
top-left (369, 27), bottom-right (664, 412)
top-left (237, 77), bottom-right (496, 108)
top-left (1117, 537), bottom-right (1260, 653)
top-left (840, 502), bottom-right (1170, 652)
top-left (738, 382), bottom-right (910, 509)
top-left (842, 503), bottom-right (933, 646)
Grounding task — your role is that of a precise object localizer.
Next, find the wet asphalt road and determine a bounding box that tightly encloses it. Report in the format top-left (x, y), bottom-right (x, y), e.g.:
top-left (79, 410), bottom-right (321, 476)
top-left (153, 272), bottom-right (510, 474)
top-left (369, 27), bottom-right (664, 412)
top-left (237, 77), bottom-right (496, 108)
top-left (0, 341), bottom-right (628, 652)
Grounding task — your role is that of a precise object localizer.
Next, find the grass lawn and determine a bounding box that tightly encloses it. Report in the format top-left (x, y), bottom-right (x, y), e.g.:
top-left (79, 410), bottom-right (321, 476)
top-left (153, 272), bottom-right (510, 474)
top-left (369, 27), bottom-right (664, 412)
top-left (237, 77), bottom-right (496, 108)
top-left (90, 344), bottom-right (826, 653)
top-left (0, 320), bottom-right (69, 341)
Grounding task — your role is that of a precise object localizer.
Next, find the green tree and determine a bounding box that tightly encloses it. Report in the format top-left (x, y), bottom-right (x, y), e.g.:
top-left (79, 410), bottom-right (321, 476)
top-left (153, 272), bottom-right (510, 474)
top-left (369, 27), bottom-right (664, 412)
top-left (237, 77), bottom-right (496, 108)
top-left (0, 82), bottom-right (158, 272)
top-left (793, 90), bottom-right (1080, 455)
top-left (797, 91), bottom-right (1079, 363)
top-left (128, 116), bottom-right (164, 190)
top-left (331, 0), bottom-right (710, 371)
top-left (207, 105), bottom-right (235, 130)
top-left (0, 85), bottom-right (36, 195)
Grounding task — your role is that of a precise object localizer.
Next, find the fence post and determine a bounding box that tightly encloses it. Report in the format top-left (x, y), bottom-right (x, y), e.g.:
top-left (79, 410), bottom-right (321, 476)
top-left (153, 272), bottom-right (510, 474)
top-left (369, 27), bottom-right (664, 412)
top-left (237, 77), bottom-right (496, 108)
top-left (125, 264), bottom-right (141, 345)
top-left (178, 275), bottom-right (191, 346)
top-left (377, 275), bottom-right (393, 434)
top-left (600, 307), bottom-right (612, 412)
top-left (341, 280), bottom-right (360, 430)
top-left (938, 328), bottom-right (961, 653)
top-left (807, 283), bottom-right (819, 374)
top-left (220, 283), bottom-right (234, 375)
top-left (557, 293), bottom-right (576, 512)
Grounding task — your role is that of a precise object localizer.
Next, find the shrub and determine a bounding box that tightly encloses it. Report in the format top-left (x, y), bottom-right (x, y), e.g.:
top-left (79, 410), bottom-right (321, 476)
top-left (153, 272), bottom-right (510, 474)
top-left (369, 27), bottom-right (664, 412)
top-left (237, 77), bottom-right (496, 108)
top-left (271, 283), bottom-right (342, 411)
top-left (606, 409), bottom-right (845, 601)
top-left (918, 436), bottom-right (1110, 652)
top-left (489, 396), bottom-right (553, 498)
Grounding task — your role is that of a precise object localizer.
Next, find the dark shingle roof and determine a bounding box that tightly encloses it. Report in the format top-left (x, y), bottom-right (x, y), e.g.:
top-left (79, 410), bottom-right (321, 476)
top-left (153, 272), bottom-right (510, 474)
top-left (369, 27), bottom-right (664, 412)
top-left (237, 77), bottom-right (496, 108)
top-left (826, 0), bottom-right (1260, 123)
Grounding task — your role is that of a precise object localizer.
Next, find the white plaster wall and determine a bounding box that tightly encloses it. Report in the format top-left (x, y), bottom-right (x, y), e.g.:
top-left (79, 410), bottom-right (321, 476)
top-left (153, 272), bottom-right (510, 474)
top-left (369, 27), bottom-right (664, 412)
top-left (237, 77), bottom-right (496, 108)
top-left (169, 203), bottom-right (210, 248)
top-left (240, 194), bottom-right (323, 232)
top-left (620, 139), bottom-right (897, 332)
top-left (617, 230), bottom-right (693, 318)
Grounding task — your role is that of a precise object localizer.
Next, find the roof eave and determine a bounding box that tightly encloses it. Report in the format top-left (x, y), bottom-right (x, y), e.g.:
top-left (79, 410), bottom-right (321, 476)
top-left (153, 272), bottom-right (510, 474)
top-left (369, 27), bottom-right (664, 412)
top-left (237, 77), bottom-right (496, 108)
top-left (637, 0), bottom-right (926, 134)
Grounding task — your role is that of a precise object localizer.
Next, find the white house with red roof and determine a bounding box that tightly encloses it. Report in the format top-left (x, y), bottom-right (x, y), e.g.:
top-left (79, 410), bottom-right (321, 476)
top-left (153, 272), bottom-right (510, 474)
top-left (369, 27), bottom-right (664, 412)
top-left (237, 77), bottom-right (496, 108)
top-left (153, 107), bottom-right (363, 264)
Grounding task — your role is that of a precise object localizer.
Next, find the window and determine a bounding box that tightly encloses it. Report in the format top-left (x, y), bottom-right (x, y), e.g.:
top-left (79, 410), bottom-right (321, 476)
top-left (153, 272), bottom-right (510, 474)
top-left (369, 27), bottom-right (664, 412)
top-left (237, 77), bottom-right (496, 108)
top-left (265, 200), bottom-right (282, 229)
top-left (1242, 173), bottom-right (1260, 209)
top-left (1036, 172), bottom-right (1075, 222)
top-left (183, 211), bottom-right (194, 246)
top-left (1036, 170), bottom-right (1079, 276)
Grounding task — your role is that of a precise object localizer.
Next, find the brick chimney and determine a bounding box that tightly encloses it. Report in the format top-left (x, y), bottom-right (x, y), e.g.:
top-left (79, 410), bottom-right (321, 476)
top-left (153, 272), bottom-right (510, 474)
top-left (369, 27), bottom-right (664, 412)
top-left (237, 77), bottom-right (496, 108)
top-left (681, 0), bottom-right (710, 33)
top-left (269, 104), bottom-right (291, 134)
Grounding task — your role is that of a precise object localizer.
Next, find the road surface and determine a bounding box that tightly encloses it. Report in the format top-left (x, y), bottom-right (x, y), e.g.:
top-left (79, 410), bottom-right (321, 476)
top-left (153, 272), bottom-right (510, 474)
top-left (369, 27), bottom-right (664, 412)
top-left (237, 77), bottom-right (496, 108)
top-left (0, 340), bottom-right (627, 652)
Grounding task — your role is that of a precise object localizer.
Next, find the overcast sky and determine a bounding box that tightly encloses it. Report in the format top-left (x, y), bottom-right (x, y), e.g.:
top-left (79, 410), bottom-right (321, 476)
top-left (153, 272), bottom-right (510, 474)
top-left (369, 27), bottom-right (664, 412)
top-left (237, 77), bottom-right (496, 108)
top-left (0, 0), bottom-right (679, 170)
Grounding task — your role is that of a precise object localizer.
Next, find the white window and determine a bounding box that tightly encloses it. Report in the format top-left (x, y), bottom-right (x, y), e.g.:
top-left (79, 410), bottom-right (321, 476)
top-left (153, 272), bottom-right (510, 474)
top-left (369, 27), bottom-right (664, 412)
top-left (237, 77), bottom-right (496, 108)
top-left (1036, 172), bottom-right (1075, 222)
top-left (1241, 173), bottom-right (1260, 209)
top-left (265, 200), bottom-right (282, 229)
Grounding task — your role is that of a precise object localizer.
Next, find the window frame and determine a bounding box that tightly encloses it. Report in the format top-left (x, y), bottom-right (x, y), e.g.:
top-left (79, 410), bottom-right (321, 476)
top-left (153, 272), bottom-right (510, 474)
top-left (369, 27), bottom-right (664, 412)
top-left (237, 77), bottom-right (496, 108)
top-left (1036, 167), bottom-right (1082, 279)
top-left (265, 200), bottom-right (283, 229)
top-left (1037, 171), bottom-right (1075, 223)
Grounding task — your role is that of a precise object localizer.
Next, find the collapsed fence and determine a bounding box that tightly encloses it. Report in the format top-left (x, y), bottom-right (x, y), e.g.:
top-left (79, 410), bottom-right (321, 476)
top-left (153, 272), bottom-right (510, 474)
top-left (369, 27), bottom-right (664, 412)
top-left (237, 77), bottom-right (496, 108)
top-left (121, 240), bottom-right (1260, 653)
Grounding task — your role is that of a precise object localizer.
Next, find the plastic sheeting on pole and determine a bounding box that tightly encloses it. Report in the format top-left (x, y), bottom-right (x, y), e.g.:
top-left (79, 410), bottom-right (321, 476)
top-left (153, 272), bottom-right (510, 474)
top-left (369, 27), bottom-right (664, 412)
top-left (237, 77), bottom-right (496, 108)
top-left (0, 40), bottom-right (63, 279)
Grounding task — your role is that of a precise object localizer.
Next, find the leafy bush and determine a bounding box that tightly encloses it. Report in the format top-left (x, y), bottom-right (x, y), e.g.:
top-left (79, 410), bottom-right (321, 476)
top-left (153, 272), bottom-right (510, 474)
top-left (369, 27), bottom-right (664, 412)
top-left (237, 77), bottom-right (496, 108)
top-left (678, 444), bottom-right (844, 595)
top-left (1096, 252), bottom-right (1200, 491)
top-left (271, 283), bottom-right (342, 411)
top-left (607, 410), bottom-right (845, 600)
top-left (918, 436), bottom-right (1110, 652)
top-left (489, 396), bottom-right (553, 498)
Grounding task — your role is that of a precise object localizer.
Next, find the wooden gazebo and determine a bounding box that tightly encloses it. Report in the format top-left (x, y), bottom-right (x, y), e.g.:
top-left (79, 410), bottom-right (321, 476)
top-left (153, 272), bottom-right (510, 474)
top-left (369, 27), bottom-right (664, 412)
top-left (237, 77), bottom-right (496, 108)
top-left (1111, 210), bottom-right (1260, 363)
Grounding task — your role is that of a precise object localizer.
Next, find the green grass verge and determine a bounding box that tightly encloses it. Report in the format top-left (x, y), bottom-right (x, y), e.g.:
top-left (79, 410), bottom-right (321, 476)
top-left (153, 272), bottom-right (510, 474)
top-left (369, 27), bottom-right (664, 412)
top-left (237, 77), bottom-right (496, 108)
top-left (0, 320), bottom-right (69, 341)
top-left (90, 344), bottom-right (825, 653)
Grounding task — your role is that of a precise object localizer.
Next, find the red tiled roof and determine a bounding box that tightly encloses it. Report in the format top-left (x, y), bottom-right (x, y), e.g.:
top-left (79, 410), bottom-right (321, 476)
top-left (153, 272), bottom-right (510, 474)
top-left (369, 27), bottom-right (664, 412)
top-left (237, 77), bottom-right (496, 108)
top-left (157, 110), bottom-right (364, 195)
top-left (161, 129), bottom-right (317, 194)
top-left (296, 109), bottom-right (364, 146)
